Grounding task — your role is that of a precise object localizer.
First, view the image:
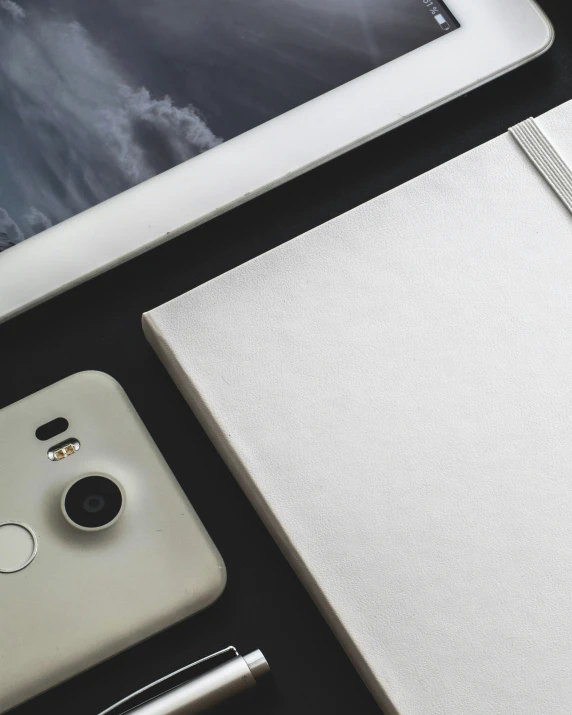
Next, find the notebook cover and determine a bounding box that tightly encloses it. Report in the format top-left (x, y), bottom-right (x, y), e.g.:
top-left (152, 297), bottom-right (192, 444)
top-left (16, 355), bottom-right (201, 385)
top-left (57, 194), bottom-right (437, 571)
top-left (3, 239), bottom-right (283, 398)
top-left (143, 100), bottom-right (572, 715)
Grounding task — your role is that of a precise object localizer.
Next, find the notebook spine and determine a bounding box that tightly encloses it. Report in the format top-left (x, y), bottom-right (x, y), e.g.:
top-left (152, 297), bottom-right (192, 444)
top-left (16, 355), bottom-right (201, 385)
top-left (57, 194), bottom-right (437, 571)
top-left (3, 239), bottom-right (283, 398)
top-left (142, 311), bottom-right (401, 715)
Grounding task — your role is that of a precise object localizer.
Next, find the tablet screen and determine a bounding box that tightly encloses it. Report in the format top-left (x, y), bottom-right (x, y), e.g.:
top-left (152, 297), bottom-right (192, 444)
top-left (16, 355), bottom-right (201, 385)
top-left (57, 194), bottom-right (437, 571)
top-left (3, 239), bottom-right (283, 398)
top-left (0, 0), bottom-right (459, 251)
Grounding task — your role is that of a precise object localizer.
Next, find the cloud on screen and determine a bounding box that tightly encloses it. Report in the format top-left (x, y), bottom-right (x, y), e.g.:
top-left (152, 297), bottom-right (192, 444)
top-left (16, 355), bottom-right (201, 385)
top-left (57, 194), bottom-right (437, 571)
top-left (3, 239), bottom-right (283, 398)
top-left (0, 0), bottom-right (25, 20)
top-left (0, 207), bottom-right (24, 249)
top-left (0, 1), bottom-right (221, 248)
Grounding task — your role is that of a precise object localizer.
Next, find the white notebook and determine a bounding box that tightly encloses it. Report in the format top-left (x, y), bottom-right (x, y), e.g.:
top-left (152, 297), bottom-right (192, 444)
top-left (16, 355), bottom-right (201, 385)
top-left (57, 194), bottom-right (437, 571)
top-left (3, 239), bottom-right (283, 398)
top-left (144, 99), bottom-right (572, 715)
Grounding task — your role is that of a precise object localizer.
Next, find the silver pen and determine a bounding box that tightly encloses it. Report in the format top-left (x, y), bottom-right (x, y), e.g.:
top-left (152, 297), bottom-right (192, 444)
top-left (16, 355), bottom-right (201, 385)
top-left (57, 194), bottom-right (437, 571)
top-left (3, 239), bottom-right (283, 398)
top-left (99, 647), bottom-right (270, 715)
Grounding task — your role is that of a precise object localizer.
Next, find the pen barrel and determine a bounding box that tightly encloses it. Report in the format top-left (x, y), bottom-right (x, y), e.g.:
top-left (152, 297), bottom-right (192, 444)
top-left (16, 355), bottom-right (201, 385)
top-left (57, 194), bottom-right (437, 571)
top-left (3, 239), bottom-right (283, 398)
top-left (131, 652), bottom-right (268, 715)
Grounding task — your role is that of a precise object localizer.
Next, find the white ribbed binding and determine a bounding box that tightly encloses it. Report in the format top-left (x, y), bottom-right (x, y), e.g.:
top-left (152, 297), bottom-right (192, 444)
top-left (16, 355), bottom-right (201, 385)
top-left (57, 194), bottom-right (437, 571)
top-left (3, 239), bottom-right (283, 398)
top-left (510, 117), bottom-right (572, 213)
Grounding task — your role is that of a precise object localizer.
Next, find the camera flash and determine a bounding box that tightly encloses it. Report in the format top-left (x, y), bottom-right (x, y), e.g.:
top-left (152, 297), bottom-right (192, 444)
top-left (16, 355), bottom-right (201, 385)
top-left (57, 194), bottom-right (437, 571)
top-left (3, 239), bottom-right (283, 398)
top-left (48, 439), bottom-right (80, 462)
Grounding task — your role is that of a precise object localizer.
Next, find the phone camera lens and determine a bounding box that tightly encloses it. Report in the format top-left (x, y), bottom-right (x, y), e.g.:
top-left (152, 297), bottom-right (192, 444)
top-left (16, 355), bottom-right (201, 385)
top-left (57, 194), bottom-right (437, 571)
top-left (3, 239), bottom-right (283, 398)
top-left (83, 495), bottom-right (105, 514)
top-left (62, 476), bottom-right (124, 530)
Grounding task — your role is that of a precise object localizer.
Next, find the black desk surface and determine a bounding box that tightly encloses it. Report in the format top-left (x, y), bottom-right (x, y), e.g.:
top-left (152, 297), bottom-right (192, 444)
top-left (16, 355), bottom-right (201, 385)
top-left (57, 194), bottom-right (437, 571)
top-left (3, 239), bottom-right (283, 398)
top-left (2, 1), bottom-right (570, 712)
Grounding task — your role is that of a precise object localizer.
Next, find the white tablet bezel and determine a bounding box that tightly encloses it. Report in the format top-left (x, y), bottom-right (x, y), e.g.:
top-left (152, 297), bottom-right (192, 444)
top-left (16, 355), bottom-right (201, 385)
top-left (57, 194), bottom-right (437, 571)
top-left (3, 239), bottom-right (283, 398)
top-left (0, 0), bottom-right (553, 323)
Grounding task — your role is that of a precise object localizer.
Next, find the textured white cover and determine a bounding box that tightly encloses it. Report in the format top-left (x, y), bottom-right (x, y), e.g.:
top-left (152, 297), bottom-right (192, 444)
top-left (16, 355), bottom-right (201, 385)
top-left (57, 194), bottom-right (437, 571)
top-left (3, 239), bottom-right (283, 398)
top-left (144, 100), bottom-right (572, 715)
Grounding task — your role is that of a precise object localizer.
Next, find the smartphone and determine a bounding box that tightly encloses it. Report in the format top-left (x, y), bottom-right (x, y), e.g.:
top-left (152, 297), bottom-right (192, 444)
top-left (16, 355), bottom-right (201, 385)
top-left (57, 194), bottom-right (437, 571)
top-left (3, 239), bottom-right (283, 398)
top-left (0, 372), bottom-right (226, 713)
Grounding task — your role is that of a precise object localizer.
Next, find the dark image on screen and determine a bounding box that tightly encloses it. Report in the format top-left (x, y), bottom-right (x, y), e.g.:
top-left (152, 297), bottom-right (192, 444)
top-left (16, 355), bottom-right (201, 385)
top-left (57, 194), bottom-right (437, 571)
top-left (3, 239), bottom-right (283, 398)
top-left (0, 0), bottom-right (458, 251)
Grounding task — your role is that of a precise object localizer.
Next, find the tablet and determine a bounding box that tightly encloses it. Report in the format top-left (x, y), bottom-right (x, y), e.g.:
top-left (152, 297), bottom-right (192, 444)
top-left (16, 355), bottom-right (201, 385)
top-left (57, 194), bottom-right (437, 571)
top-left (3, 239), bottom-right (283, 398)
top-left (0, 0), bottom-right (552, 322)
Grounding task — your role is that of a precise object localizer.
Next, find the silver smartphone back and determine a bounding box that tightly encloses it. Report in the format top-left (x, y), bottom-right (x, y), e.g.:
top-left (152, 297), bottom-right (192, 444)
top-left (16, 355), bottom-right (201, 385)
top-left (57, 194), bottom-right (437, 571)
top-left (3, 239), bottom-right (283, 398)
top-left (0, 371), bottom-right (226, 713)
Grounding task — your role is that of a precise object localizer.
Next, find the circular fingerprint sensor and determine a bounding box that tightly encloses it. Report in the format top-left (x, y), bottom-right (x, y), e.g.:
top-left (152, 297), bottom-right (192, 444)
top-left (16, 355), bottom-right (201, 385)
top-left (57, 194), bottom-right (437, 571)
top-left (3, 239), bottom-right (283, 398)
top-left (0, 522), bottom-right (38, 573)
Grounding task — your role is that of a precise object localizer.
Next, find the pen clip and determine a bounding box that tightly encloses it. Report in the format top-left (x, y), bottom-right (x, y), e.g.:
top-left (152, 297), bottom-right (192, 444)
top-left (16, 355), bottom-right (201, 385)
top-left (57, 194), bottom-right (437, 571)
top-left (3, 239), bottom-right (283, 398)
top-left (97, 646), bottom-right (240, 715)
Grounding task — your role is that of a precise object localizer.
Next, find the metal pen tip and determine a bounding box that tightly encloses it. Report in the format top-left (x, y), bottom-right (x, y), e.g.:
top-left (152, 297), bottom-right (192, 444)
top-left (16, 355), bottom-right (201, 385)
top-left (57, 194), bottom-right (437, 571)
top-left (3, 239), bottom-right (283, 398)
top-left (243, 650), bottom-right (270, 680)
